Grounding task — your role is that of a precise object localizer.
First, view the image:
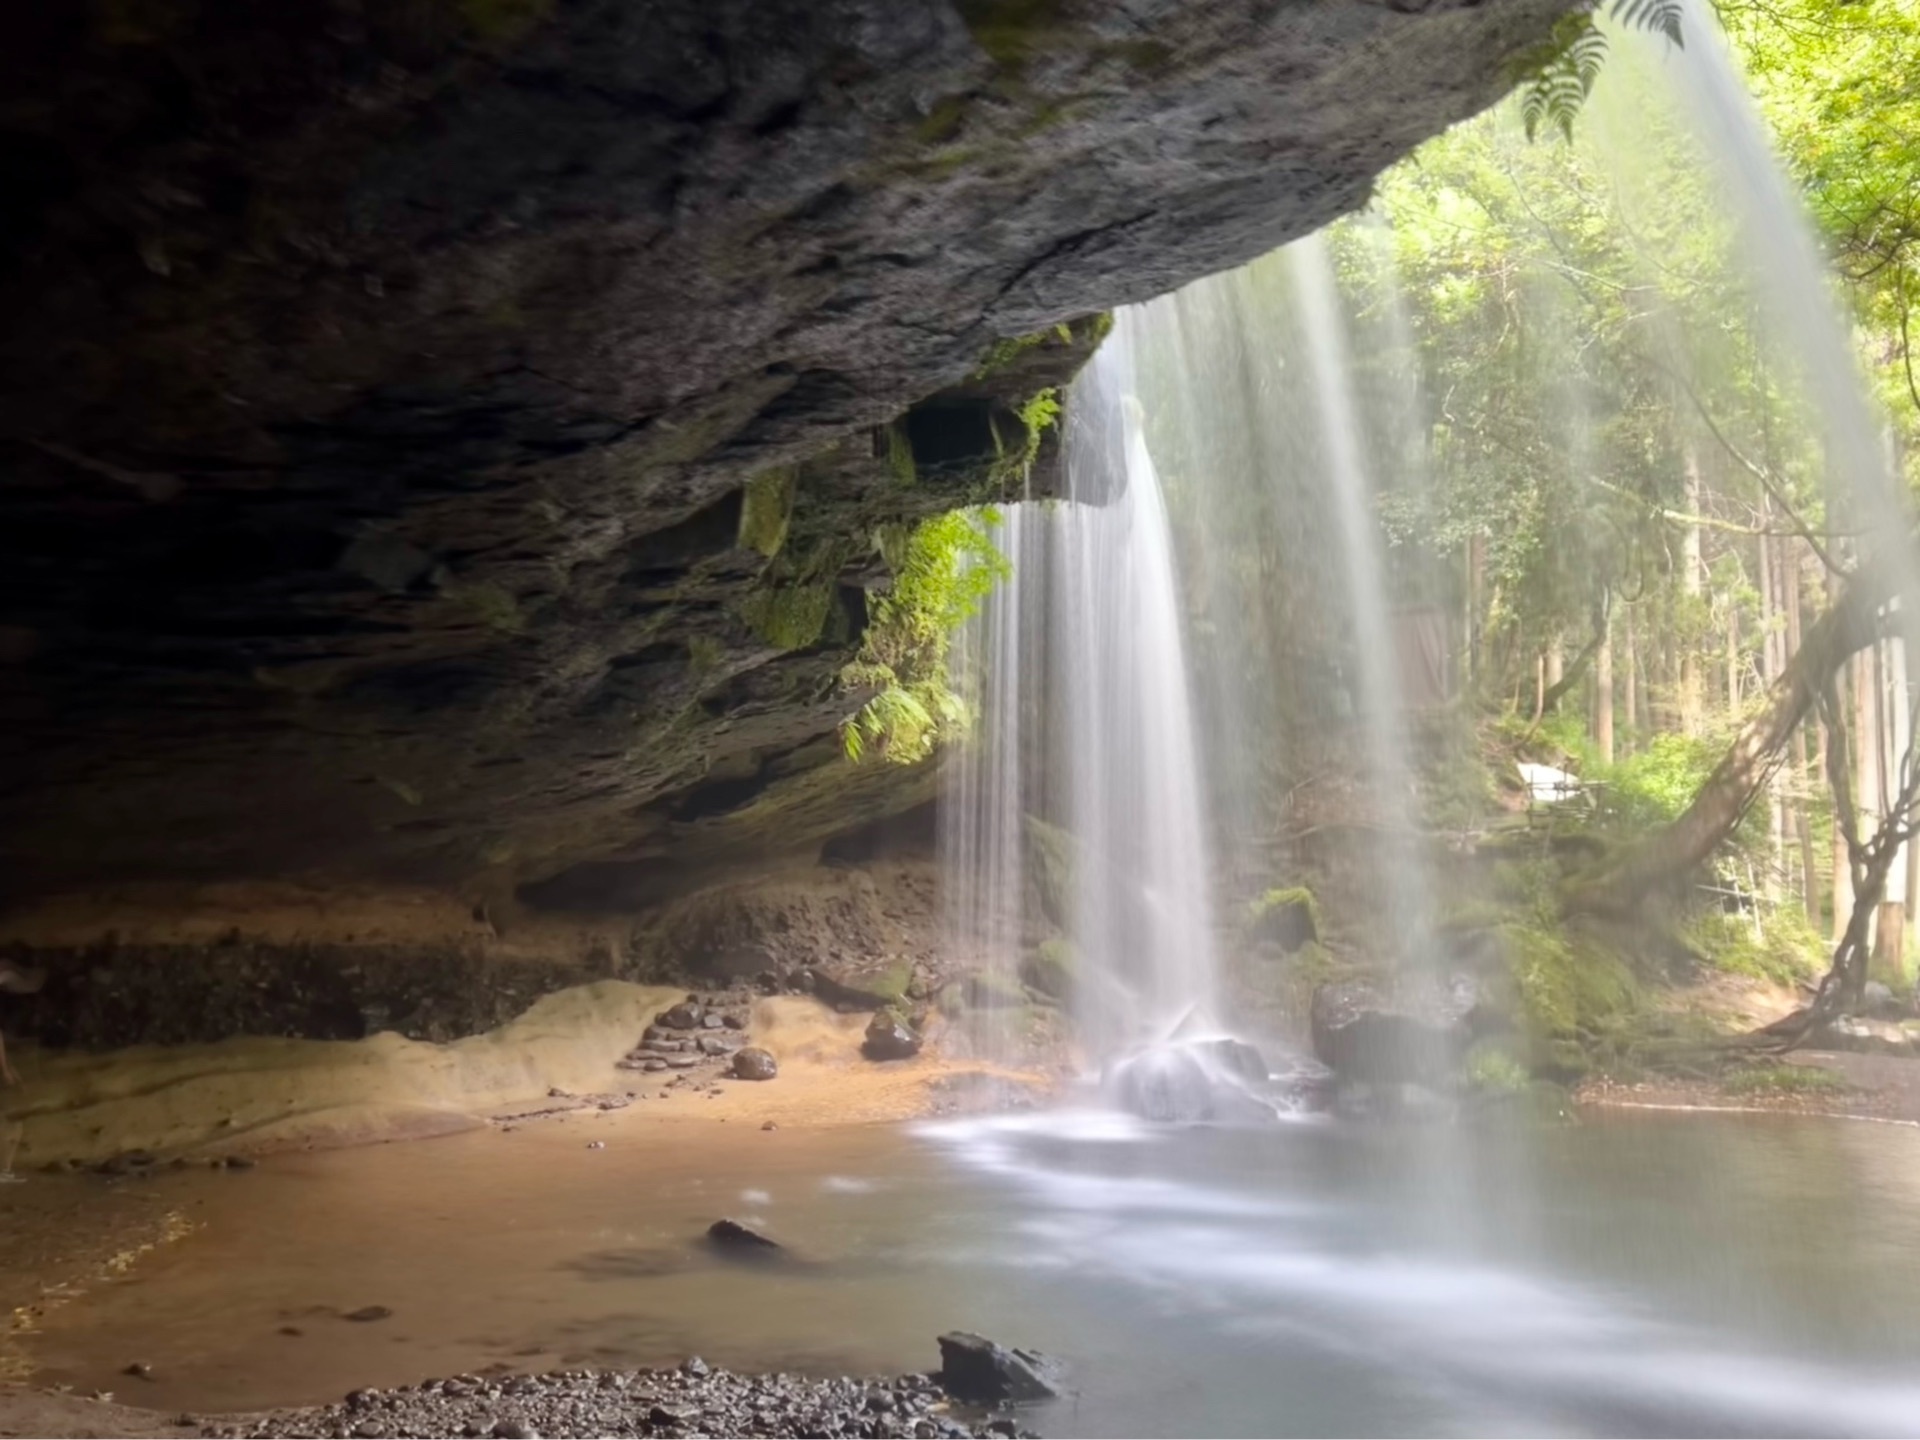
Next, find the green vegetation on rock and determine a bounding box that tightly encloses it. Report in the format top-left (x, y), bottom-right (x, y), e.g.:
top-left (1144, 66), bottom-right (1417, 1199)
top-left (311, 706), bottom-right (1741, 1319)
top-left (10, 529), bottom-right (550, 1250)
top-left (841, 508), bottom-right (1009, 762)
top-left (738, 466), bottom-right (798, 557)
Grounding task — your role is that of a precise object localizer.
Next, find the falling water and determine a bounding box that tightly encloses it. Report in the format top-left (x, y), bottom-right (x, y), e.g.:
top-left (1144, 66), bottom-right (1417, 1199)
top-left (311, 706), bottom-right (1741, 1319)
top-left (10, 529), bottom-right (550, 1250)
top-left (1292, 233), bottom-right (1435, 947)
top-left (942, 0), bottom-right (1909, 1091)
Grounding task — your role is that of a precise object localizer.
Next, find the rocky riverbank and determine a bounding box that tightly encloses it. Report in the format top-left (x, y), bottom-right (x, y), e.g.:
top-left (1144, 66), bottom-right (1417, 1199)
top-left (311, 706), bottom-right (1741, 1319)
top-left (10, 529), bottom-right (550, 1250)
top-left (210, 1361), bottom-right (1039, 1440)
top-left (0, 1362), bottom-right (1044, 1440)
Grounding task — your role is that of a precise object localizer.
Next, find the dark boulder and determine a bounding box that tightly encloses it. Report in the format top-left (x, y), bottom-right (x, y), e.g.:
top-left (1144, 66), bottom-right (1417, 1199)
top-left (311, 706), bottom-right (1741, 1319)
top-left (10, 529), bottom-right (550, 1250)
top-left (731, 1047), bottom-right (778, 1082)
top-left (1105, 1042), bottom-right (1278, 1124)
top-left (1309, 976), bottom-right (1489, 1087)
top-left (660, 1002), bottom-right (704, 1031)
top-left (863, 1010), bottom-right (923, 1062)
top-left (936, 1332), bottom-right (1062, 1405)
top-left (1189, 1037), bottom-right (1269, 1087)
top-left (706, 1219), bottom-right (783, 1258)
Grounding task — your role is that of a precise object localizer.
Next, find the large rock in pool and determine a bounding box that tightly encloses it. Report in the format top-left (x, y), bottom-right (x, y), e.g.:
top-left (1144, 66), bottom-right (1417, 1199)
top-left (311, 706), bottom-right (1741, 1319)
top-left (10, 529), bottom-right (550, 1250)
top-left (1309, 975), bottom-right (1490, 1087)
top-left (936, 1331), bottom-right (1062, 1404)
top-left (1105, 1040), bottom-right (1277, 1123)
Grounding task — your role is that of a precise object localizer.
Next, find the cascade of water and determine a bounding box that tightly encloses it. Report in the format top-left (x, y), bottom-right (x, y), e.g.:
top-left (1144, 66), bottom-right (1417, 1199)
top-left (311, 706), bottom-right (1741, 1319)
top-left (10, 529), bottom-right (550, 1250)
top-left (1653, 0), bottom-right (1901, 556)
top-left (1291, 233), bottom-right (1435, 948)
top-left (1059, 322), bottom-right (1224, 1057)
top-left (941, 0), bottom-right (1907, 1096)
top-left (940, 317), bottom-right (1222, 1069)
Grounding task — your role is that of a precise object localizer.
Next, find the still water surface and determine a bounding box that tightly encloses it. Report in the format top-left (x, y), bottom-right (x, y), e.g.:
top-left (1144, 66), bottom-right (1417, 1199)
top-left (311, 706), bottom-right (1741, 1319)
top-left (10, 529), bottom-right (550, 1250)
top-left (15, 1108), bottom-right (1920, 1436)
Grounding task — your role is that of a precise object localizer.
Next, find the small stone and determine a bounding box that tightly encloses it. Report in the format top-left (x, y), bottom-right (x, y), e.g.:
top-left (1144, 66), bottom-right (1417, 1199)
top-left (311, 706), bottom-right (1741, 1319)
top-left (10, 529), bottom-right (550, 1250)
top-left (723, 1012), bottom-right (747, 1030)
top-left (643, 1059), bottom-right (669, 1072)
top-left (862, 1011), bottom-right (922, 1062)
top-left (649, 1405), bottom-right (690, 1427)
top-left (701, 1012), bottom-right (725, 1029)
top-left (682, 1356), bottom-right (711, 1378)
top-left (123, 1362), bottom-right (155, 1380)
top-left (698, 1035), bottom-right (734, 1056)
top-left (277, 1326), bottom-right (303, 1338)
top-left (762, 1121), bottom-right (778, 1131)
top-left (342, 1306), bottom-right (394, 1323)
top-left (491, 1423), bottom-right (536, 1440)
top-left (667, 1055), bottom-right (700, 1069)
top-left (223, 1155), bottom-right (256, 1171)
top-left (586, 1140), bottom-right (605, 1150)
top-left (732, 1048), bottom-right (778, 1082)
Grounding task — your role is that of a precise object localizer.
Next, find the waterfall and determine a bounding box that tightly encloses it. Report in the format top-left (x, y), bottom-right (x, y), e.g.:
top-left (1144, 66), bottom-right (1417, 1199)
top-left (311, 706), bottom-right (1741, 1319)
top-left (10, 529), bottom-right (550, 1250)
top-left (940, 0), bottom-right (1910, 1095)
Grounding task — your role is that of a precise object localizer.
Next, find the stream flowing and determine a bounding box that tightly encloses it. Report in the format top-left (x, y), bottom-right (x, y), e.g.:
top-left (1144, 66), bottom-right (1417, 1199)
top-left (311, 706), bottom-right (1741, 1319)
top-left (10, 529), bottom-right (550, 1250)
top-left (12, 1111), bottom-right (1920, 1437)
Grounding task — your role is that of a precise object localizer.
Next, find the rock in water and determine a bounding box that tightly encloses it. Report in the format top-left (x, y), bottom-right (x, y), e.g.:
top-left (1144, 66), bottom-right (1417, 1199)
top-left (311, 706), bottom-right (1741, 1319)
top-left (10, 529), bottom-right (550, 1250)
top-left (732, 1047), bottom-right (778, 1081)
top-left (936, 1332), bottom-right (1061, 1404)
top-left (1309, 976), bottom-right (1484, 1087)
top-left (706, 1219), bottom-right (783, 1258)
top-left (1107, 1045), bottom-right (1215, 1122)
top-left (863, 1010), bottom-right (923, 1061)
top-left (1189, 1037), bottom-right (1269, 1086)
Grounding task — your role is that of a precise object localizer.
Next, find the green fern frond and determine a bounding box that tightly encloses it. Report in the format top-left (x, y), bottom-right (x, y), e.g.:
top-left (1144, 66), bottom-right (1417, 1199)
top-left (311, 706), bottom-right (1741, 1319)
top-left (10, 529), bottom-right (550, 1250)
top-left (1608, 0), bottom-right (1683, 47)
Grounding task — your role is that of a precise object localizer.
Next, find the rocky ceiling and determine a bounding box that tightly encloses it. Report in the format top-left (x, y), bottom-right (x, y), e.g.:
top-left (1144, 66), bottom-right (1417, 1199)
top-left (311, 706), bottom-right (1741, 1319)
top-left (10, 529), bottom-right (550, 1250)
top-left (0, 0), bottom-right (1572, 908)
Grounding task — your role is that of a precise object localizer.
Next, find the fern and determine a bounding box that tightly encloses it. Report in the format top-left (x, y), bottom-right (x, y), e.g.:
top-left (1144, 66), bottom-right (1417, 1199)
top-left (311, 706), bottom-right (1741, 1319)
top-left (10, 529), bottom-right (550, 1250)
top-left (1513, 0), bottom-right (1683, 144)
top-left (1610, 0), bottom-right (1684, 47)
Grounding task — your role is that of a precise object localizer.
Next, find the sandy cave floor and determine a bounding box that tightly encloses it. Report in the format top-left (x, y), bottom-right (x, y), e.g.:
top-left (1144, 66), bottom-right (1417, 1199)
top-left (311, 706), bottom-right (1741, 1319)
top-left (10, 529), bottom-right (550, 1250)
top-left (0, 992), bottom-right (1055, 1439)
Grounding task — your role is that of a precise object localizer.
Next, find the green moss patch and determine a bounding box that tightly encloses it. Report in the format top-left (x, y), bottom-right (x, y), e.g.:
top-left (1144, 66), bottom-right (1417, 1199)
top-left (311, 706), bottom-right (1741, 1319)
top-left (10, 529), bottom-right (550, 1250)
top-left (1019, 937), bottom-right (1075, 999)
top-left (738, 466), bottom-right (797, 557)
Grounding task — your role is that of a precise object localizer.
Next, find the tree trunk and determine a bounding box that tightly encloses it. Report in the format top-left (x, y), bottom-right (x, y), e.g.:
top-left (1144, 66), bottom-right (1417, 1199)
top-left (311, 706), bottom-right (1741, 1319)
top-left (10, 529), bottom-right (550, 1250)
top-left (1786, 545), bottom-right (1819, 921)
top-left (1623, 603), bottom-right (1639, 753)
top-left (1832, 706), bottom-right (1855, 941)
top-left (1594, 611), bottom-right (1614, 766)
top-left (1679, 445), bottom-right (1705, 737)
top-left (1568, 577), bottom-right (1885, 914)
top-left (1759, 529), bottom-right (1784, 902)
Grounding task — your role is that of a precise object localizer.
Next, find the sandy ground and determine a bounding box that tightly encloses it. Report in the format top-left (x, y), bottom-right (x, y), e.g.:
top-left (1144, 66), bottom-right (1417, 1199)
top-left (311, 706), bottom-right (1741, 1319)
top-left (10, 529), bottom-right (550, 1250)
top-left (0, 987), bottom-right (1050, 1438)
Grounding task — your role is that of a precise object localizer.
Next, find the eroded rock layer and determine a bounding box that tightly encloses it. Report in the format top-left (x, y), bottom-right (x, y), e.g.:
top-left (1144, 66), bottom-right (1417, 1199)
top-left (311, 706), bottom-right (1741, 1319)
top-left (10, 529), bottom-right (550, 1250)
top-left (1, 0), bottom-right (1570, 907)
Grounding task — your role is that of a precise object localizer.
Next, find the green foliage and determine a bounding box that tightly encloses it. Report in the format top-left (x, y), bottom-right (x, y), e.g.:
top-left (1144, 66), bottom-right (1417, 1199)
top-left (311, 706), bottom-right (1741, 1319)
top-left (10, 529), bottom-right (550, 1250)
top-left (1513, 1), bottom-right (1682, 143)
top-left (1516, 14), bottom-right (1610, 143)
top-left (1684, 908), bottom-right (1826, 985)
top-left (986, 387), bottom-right (1063, 492)
top-left (1603, 731), bottom-right (1724, 829)
top-left (1465, 1042), bottom-right (1532, 1094)
top-left (1722, 1061), bottom-right (1849, 1096)
top-left (841, 508), bottom-right (1009, 762)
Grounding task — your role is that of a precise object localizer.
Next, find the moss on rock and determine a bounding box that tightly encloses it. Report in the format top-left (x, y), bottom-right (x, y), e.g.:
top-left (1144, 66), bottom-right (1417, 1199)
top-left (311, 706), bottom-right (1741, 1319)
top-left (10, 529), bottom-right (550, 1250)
top-left (738, 466), bottom-right (798, 557)
top-left (1019, 936), bottom-right (1075, 999)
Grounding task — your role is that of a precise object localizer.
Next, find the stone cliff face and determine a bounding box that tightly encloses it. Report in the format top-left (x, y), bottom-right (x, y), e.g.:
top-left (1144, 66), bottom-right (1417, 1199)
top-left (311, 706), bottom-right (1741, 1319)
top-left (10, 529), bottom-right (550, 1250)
top-left (0, 0), bottom-right (1572, 914)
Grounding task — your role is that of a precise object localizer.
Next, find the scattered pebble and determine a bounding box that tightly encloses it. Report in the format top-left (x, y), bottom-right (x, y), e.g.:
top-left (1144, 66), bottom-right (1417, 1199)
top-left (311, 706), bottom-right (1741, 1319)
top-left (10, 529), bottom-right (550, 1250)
top-left (221, 1360), bottom-right (1033, 1439)
top-left (585, 1141), bottom-right (605, 1150)
top-left (341, 1306), bottom-right (393, 1324)
top-left (123, 1361), bottom-right (155, 1380)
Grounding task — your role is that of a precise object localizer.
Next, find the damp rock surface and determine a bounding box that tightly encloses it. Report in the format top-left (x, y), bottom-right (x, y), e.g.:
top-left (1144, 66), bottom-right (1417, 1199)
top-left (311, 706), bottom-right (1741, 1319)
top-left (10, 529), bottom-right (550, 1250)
top-left (0, 0), bottom-right (1576, 901)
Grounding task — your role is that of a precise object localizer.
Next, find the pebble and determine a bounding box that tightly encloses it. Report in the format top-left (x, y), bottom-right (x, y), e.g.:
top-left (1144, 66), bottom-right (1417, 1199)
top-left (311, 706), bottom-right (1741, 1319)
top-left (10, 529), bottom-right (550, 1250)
top-left (224, 1355), bottom-right (1033, 1437)
top-left (585, 1141), bottom-right (604, 1150)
